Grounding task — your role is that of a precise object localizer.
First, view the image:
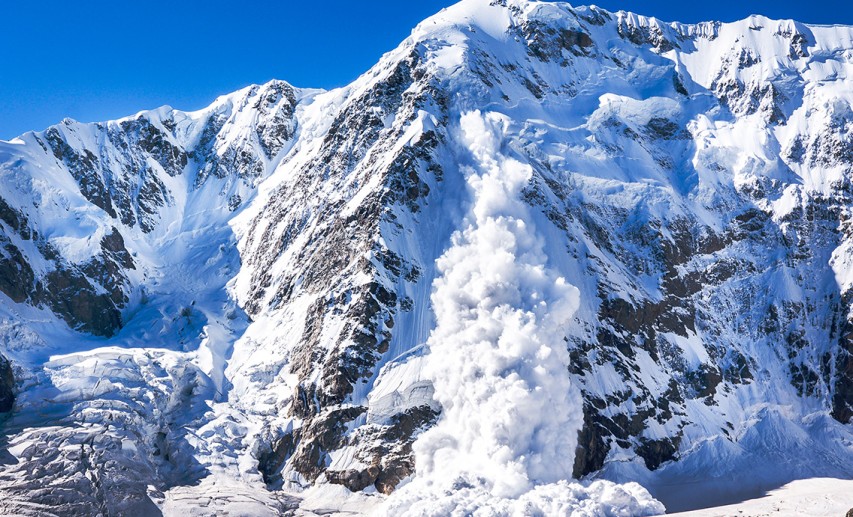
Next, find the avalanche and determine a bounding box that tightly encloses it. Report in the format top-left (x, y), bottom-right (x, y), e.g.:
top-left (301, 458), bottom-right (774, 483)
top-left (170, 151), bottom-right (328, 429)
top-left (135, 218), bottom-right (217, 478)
top-left (381, 110), bottom-right (663, 514)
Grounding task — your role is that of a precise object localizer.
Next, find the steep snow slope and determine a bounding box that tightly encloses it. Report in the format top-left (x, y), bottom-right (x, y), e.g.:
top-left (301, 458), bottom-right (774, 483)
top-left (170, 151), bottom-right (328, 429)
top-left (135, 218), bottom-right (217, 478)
top-left (0, 81), bottom-right (314, 514)
top-left (0, 0), bottom-right (853, 514)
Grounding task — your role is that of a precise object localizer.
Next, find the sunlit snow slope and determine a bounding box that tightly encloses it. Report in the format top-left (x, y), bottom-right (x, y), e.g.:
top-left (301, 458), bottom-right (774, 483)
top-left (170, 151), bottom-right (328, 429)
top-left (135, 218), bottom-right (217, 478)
top-left (1, 0), bottom-right (853, 515)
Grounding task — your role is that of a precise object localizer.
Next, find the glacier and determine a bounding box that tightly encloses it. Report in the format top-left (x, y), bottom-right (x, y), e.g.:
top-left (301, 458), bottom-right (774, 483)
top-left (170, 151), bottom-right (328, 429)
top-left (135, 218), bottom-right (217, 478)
top-left (0, 0), bottom-right (852, 515)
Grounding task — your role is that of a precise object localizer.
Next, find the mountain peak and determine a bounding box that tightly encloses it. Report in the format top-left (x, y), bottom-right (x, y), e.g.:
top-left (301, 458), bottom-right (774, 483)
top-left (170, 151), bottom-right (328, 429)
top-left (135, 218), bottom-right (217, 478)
top-left (1, 1), bottom-right (853, 515)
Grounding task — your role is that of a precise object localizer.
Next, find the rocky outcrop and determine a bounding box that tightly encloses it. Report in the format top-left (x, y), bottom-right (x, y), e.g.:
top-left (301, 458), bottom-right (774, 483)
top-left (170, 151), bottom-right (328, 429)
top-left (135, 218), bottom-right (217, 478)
top-left (0, 355), bottom-right (13, 413)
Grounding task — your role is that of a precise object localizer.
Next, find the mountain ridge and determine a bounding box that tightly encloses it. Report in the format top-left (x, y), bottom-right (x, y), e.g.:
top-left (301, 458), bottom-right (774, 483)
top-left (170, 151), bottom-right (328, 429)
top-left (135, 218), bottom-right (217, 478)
top-left (1, 0), bottom-right (853, 514)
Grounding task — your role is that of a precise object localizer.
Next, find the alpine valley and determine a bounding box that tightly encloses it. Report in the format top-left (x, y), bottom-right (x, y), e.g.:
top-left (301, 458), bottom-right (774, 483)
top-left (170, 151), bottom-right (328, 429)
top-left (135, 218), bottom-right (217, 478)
top-left (1, 0), bottom-right (852, 515)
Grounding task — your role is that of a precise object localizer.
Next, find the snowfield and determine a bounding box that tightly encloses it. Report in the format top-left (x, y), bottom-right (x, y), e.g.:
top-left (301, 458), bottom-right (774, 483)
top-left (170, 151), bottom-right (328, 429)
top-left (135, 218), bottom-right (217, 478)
top-left (668, 478), bottom-right (853, 517)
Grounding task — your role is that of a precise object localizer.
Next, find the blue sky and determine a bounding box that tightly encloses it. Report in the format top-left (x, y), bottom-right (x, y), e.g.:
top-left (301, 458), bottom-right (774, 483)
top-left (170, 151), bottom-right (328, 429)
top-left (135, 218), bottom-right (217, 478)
top-left (2, 0), bottom-right (851, 140)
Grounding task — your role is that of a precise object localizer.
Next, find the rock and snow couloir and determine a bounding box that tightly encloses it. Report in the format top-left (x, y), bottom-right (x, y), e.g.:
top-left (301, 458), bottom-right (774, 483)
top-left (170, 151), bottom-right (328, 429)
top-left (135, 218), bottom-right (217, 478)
top-left (1, 0), bottom-right (853, 514)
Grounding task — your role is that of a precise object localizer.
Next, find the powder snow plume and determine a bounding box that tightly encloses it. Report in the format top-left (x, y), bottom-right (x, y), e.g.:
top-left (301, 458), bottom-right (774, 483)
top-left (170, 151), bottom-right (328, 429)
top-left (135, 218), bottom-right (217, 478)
top-left (382, 111), bottom-right (664, 515)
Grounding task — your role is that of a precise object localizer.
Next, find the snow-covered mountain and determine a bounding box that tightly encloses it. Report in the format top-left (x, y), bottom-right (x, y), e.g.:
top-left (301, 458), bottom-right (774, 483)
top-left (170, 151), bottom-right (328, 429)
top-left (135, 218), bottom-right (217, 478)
top-left (1, 0), bottom-right (853, 514)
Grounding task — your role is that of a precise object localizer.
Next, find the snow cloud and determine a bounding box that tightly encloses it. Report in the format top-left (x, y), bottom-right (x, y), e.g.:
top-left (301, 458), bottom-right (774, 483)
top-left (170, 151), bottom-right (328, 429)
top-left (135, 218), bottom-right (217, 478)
top-left (383, 111), bottom-right (664, 515)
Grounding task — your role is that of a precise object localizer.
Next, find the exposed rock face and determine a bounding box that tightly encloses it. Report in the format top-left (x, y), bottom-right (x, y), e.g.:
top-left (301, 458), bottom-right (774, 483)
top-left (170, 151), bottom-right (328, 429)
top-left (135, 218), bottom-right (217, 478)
top-left (0, 355), bottom-right (13, 412)
top-left (0, 0), bottom-right (852, 514)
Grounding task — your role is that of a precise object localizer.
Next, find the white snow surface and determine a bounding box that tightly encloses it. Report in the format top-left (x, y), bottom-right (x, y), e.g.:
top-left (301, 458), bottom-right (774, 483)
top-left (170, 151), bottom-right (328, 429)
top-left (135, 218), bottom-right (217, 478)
top-left (0, 0), bottom-right (853, 515)
top-left (667, 478), bottom-right (853, 517)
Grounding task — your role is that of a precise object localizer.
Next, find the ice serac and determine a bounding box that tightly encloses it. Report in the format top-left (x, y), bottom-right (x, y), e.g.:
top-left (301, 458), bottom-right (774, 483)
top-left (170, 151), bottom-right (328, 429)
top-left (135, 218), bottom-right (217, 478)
top-left (1, 0), bottom-right (853, 514)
